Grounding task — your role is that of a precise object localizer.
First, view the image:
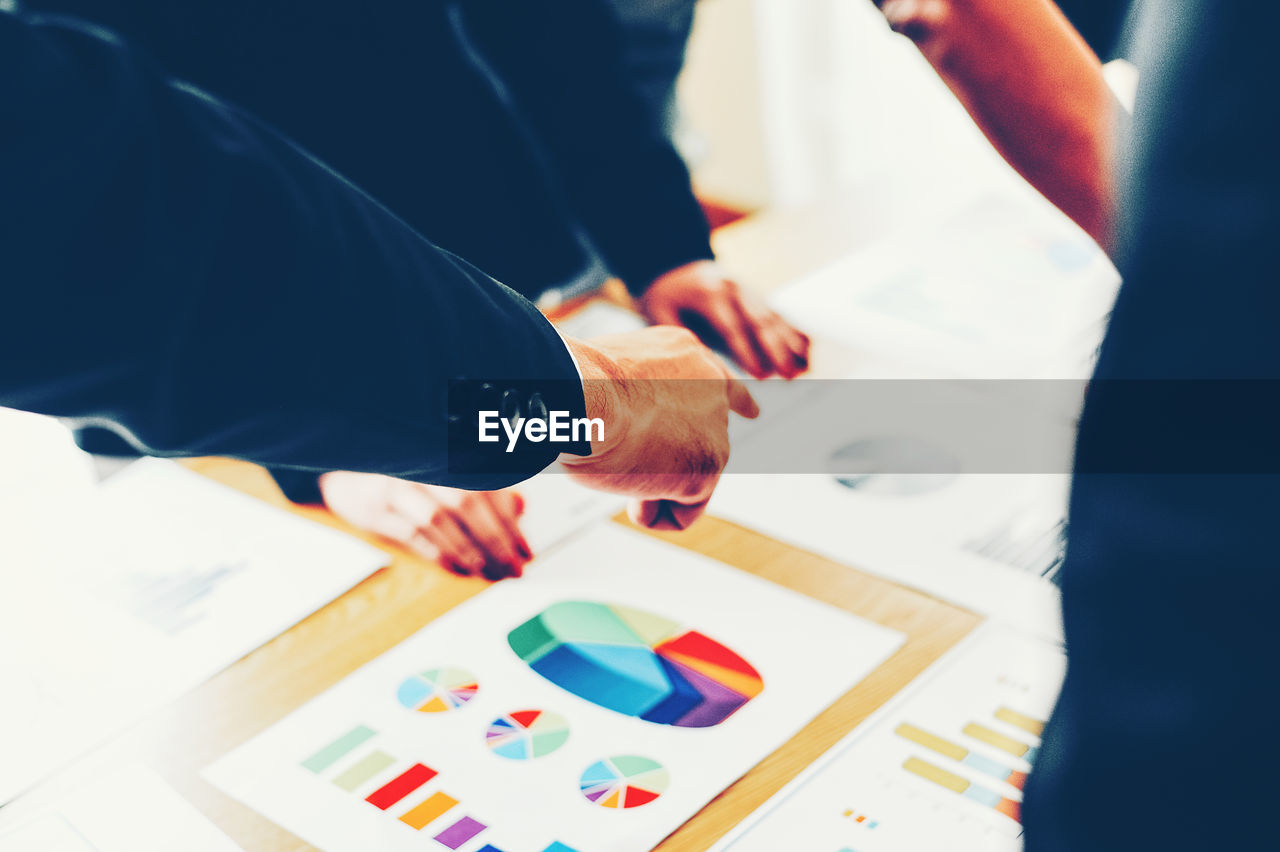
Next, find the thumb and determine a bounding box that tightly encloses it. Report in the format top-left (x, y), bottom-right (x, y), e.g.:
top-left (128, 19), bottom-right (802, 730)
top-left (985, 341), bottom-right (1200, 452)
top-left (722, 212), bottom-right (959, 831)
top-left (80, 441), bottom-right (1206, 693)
top-left (629, 498), bottom-right (708, 531)
top-left (726, 375), bottom-right (760, 419)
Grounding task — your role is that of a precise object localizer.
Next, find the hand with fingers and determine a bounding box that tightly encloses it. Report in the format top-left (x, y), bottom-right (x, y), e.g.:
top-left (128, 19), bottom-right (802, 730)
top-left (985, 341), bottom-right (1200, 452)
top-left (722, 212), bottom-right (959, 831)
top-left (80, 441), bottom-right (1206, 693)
top-left (637, 260), bottom-right (811, 379)
top-left (317, 472), bottom-right (532, 580)
top-left (561, 326), bottom-right (759, 530)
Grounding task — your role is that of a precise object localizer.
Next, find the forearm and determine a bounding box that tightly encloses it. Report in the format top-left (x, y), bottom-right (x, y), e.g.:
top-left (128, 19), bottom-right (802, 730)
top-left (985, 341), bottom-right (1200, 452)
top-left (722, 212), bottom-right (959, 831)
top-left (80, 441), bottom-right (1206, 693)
top-left (877, 0), bottom-right (1114, 247)
top-left (460, 0), bottom-right (715, 293)
top-left (1, 11), bottom-right (583, 486)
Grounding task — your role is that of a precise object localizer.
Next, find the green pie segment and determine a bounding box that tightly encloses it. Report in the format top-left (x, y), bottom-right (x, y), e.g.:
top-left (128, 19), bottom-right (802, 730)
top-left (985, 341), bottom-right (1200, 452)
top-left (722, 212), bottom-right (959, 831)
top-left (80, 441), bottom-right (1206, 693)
top-left (508, 601), bottom-right (763, 727)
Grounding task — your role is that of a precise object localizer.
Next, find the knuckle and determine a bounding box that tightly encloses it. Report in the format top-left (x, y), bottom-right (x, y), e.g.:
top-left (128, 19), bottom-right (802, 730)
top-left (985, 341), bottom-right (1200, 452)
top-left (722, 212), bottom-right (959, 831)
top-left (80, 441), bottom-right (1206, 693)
top-left (667, 325), bottom-right (699, 346)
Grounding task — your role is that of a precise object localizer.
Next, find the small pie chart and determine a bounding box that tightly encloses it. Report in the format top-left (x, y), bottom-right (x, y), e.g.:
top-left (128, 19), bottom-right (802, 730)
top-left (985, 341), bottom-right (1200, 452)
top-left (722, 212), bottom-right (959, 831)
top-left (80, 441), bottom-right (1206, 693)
top-left (580, 756), bottom-right (669, 809)
top-left (485, 710), bottom-right (570, 760)
top-left (396, 667), bottom-right (478, 713)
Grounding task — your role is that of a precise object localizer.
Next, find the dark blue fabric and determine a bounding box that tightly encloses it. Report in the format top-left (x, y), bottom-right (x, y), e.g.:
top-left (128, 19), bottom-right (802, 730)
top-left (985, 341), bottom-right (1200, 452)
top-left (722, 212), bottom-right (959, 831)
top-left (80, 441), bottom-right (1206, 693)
top-left (1, 10), bottom-right (586, 490)
top-left (1054, 0), bottom-right (1130, 58)
top-left (1024, 2), bottom-right (1280, 848)
top-left (23, 0), bottom-right (714, 298)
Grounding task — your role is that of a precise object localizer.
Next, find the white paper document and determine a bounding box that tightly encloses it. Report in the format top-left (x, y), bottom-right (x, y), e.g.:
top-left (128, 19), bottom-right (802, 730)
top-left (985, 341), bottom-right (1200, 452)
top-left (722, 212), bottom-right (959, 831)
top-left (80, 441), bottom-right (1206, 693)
top-left (0, 458), bottom-right (388, 803)
top-left (0, 408), bottom-right (96, 521)
top-left (205, 525), bottom-right (905, 852)
top-left (772, 192), bottom-right (1120, 379)
top-left (0, 765), bottom-right (243, 852)
top-left (710, 473), bottom-right (1066, 641)
top-left (513, 473), bottom-right (625, 556)
top-left (713, 624), bottom-right (1065, 852)
top-left (552, 301), bottom-right (648, 340)
top-left (710, 378), bottom-right (1070, 640)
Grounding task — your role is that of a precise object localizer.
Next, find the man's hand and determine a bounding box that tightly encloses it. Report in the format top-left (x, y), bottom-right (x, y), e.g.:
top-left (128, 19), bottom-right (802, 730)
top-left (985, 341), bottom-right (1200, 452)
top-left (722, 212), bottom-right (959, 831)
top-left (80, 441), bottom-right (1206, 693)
top-left (318, 471), bottom-right (531, 580)
top-left (560, 327), bottom-right (759, 530)
top-left (638, 260), bottom-right (811, 379)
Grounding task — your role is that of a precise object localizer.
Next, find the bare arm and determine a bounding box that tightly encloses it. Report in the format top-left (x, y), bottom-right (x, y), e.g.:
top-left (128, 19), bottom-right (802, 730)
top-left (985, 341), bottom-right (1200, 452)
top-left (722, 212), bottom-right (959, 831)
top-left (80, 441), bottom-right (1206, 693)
top-left (875, 0), bottom-right (1115, 247)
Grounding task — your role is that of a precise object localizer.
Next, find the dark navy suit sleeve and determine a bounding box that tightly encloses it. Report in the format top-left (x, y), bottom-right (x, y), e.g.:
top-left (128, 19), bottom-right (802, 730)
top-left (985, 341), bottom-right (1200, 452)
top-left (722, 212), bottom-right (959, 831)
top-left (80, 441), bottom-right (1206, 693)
top-left (1024, 2), bottom-right (1280, 849)
top-left (0, 10), bottom-right (586, 490)
top-left (458, 0), bottom-right (715, 295)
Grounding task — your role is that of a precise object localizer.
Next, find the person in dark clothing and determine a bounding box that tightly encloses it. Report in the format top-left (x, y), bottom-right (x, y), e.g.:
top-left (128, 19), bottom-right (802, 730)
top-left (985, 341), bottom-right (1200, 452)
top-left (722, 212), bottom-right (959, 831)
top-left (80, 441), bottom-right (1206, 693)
top-left (1053, 0), bottom-right (1131, 59)
top-left (1025, 1), bottom-right (1280, 848)
top-left (24, 0), bottom-right (806, 575)
top-left (1, 9), bottom-right (758, 532)
top-left (606, 0), bottom-right (700, 135)
top-left (879, 0), bottom-right (1280, 848)
top-left (24, 0), bottom-right (805, 372)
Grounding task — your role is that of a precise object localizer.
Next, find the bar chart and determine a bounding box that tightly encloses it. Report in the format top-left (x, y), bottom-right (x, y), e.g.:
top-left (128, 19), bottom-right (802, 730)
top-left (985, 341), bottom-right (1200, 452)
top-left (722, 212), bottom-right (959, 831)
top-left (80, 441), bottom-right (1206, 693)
top-left (715, 625), bottom-right (1065, 852)
top-left (299, 724), bottom-right (581, 852)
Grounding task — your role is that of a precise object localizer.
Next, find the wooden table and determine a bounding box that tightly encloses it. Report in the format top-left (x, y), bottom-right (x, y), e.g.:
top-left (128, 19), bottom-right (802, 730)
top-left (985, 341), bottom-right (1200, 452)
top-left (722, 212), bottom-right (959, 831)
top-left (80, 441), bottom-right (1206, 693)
top-left (0, 196), bottom-right (984, 851)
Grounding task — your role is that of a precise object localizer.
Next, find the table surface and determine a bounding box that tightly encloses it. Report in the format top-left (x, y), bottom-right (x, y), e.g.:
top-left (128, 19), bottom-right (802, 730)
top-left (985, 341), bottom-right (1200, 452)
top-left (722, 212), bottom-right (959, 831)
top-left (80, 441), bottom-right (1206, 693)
top-left (0, 198), bottom-right (985, 851)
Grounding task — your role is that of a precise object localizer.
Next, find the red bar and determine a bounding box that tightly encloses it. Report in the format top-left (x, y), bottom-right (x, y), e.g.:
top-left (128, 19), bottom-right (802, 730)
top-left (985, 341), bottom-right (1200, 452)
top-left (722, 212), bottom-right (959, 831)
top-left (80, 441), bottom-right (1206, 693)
top-left (365, 763), bottom-right (438, 810)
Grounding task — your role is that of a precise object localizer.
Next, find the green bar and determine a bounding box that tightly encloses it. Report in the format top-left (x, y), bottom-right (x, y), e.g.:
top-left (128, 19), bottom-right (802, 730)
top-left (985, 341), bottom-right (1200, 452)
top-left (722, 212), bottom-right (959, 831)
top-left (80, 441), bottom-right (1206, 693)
top-left (333, 750), bottom-right (396, 791)
top-left (301, 725), bottom-right (377, 774)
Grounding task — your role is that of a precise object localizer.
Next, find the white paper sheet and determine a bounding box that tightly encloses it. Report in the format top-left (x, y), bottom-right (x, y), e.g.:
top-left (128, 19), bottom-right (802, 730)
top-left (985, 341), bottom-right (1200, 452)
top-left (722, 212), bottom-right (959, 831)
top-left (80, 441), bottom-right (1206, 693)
top-left (0, 458), bottom-right (388, 804)
top-left (771, 192), bottom-right (1120, 380)
top-left (204, 525), bottom-right (905, 852)
top-left (709, 379), bottom-right (1069, 641)
top-left (0, 408), bottom-right (96, 520)
top-left (713, 624), bottom-right (1065, 852)
top-left (0, 765), bottom-right (244, 852)
top-left (512, 474), bottom-right (625, 556)
top-left (710, 473), bottom-right (1064, 642)
top-left (552, 302), bottom-right (648, 340)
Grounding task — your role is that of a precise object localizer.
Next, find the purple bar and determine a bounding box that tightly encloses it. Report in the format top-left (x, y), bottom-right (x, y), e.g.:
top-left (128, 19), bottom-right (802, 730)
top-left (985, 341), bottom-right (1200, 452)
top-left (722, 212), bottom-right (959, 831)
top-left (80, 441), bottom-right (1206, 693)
top-left (433, 816), bottom-right (487, 849)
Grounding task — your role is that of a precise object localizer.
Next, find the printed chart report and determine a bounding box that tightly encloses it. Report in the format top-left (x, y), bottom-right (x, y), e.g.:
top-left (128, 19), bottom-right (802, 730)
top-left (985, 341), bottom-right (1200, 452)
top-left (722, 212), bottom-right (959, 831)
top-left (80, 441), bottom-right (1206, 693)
top-left (0, 459), bottom-right (387, 804)
top-left (205, 525), bottom-right (904, 852)
top-left (771, 191), bottom-right (1120, 380)
top-left (713, 624), bottom-right (1065, 852)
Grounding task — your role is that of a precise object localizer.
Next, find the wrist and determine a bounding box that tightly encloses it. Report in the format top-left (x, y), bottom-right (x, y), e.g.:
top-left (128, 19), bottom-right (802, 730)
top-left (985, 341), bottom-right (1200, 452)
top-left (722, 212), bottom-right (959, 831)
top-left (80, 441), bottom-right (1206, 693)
top-left (562, 337), bottom-right (628, 461)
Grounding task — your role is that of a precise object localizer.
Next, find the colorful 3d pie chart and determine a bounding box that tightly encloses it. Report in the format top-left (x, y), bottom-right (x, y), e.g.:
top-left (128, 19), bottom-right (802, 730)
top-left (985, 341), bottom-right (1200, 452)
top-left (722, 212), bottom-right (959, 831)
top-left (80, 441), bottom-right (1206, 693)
top-left (485, 710), bottom-right (570, 760)
top-left (508, 602), bottom-right (763, 727)
top-left (579, 756), bottom-right (669, 809)
top-left (396, 667), bottom-right (478, 713)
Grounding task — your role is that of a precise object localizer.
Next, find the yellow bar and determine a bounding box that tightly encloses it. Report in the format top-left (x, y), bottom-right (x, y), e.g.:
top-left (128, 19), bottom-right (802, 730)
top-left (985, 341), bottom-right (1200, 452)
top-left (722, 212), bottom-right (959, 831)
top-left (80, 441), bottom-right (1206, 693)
top-left (964, 722), bottom-right (1030, 758)
top-left (896, 723), bottom-right (967, 760)
top-left (399, 791), bottom-right (458, 831)
top-left (903, 757), bottom-right (970, 793)
top-left (995, 706), bottom-right (1046, 737)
